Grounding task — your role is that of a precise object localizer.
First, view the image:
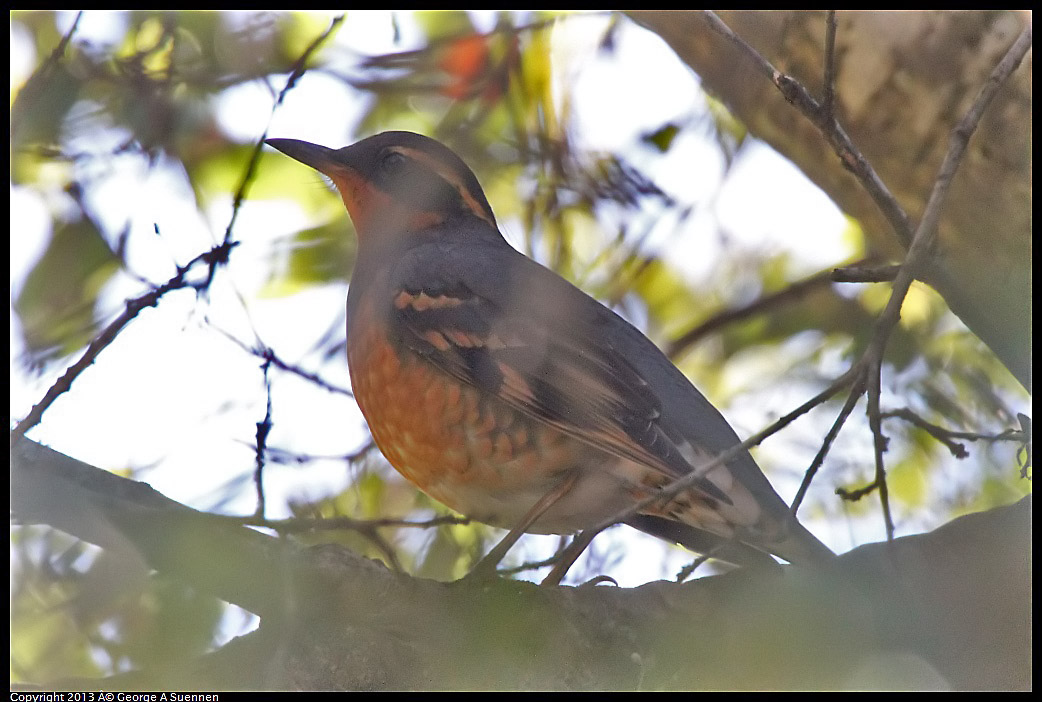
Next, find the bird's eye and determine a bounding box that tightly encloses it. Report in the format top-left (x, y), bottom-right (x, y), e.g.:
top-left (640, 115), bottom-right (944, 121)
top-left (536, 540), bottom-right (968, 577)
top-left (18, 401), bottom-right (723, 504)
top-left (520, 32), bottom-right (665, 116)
top-left (380, 150), bottom-right (408, 173)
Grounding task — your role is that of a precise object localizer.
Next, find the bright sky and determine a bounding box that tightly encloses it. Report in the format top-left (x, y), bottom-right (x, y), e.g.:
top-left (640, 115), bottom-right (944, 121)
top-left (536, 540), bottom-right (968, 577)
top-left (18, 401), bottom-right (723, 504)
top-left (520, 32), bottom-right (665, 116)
top-left (11, 10), bottom-right (872, 596)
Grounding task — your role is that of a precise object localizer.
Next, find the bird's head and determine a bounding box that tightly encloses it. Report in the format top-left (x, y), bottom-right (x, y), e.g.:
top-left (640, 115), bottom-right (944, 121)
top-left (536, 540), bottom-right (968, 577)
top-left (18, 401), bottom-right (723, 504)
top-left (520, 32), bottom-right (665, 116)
top-left (266, 131), bottom-right (497, 239)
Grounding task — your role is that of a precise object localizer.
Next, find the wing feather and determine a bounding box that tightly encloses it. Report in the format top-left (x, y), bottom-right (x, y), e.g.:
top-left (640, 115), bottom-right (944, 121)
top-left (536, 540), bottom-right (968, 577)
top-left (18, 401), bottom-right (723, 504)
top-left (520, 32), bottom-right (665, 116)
top-left (390, 277), bottom-right (732, 507)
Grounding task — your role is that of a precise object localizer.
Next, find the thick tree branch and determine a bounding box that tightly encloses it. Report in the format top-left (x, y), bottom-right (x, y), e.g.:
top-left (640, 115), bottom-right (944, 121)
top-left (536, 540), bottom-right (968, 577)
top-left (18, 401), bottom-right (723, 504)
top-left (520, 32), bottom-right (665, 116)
top-left (11, 437), bottom-right (1030, 690)
top-left (11, 436), bottom-right (1029, 690)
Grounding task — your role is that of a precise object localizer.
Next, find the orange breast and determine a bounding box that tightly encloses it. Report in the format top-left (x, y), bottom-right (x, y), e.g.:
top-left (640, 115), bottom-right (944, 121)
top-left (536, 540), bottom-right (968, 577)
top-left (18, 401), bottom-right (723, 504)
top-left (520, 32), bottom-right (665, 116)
top-left (346, 296), bottom-right (575, 514)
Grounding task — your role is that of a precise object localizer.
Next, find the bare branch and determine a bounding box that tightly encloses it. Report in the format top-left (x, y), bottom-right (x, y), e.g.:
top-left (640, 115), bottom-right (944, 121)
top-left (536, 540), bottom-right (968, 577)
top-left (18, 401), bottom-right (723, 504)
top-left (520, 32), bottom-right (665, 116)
top-left (821, 11), bottom-right (838, 122)
top-left (569, 365), bottom-right (859, 553)
top-left (701, 10), bottom-right (915, 249)
top-left (12, 240), bottom-right (238, 443)
top-left (882, 408), bottom-right (1028, 459)
top-left (830, 263), bottom-right (900, 284)
top-left (666, 262), bottom-right (857, 359)
top-left (791, 372), bottom-right (865, 513)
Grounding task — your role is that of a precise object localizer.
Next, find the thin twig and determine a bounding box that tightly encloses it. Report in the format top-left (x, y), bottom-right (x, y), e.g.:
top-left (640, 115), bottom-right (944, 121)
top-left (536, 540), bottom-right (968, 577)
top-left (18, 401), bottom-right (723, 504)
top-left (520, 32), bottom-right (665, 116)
top-left (865, 352), bottom-right (895, 538)
top-left (701, 10), bottom-right (915, 249)
top-left (791, 371), bottom-right (865, 513)
top-left (666, 262), bottom-right (861, 359)
top-left (222, 13), bottom-right (344, 253)
top-left (821, 11), bottom-right (838, 123)
top-left (254, 356), bottom-right (274, 518)
top-left (882, 408), bottom-right (1028, 458)
top-left (259, 440), bottom-right (377, 467)
top-left (573, 364), bottom-right (859, 547)
top-left (830, 263), bottom-right (900, 284)
top-left (212, 328), bottom-right (354, 397)
top-left (12, 241), bottom-right (238, 443)
top-left (835, 482), bottom-right (877, 503)
top-left (228, 513), bottom-right (470, 533)
top-left (675, 554), bottom-right (712, 583)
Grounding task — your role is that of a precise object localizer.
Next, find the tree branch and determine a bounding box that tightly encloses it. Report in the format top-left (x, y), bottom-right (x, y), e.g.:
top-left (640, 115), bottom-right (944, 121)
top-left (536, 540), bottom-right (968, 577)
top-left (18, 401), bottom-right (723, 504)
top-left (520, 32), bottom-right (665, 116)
top-left (11, 240), bottom-right (238, 444)
top-left (11, 435), bottom-right (1029, 690)
top-left (701, 10), bottom-right (916, 249)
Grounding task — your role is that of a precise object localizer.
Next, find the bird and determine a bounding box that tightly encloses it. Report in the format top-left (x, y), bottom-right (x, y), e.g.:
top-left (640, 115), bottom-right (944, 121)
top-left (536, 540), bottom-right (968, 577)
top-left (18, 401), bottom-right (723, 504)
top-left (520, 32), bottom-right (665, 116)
top-left (265, 130), bottom-right (835, 577)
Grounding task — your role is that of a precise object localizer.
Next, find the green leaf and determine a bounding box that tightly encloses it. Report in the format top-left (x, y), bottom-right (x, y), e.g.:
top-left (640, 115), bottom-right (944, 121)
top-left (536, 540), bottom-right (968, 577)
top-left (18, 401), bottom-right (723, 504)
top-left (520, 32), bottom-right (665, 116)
top-left (14, 217), bottom-right (121, 362)
top-left (261, 219), bottom-right (356, 296)
top-left (11, 60), bottom-right (82, 150)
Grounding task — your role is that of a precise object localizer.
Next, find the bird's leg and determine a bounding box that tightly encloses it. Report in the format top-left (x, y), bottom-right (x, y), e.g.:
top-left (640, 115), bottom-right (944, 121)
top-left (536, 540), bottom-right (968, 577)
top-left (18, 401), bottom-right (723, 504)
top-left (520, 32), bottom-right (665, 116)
top-left (540, 526), bottom-right (608, 586)
top-left (465, 473), bottom-right (578, 581)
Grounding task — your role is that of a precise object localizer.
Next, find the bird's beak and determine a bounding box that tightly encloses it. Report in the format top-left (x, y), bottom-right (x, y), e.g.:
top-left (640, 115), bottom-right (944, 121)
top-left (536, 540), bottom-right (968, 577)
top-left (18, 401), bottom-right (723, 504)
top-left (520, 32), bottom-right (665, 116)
top-left (266, 137), bottom-right (396, 238)
top-left (265, 138), bottom-right (344, 176)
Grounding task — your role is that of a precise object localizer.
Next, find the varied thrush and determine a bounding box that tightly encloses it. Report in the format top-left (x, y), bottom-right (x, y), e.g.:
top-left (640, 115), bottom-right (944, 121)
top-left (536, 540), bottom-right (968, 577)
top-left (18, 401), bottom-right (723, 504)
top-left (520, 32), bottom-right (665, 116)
top-left (266, 131), bottom-right (834, 574)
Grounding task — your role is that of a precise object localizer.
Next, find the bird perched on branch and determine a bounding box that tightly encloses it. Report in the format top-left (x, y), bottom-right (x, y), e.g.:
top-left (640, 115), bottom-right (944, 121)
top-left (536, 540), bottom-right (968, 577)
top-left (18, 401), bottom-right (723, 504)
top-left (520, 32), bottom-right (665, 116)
top-left (266, 131), bottom-right (834, 579)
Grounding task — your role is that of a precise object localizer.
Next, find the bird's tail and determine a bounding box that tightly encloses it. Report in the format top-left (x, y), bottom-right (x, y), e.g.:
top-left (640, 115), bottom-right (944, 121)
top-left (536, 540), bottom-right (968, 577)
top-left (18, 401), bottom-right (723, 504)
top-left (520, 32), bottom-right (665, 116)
top-left (765, 517), bottom-right (836, 566)
top-left (627, 513), bottom-right (834, 569)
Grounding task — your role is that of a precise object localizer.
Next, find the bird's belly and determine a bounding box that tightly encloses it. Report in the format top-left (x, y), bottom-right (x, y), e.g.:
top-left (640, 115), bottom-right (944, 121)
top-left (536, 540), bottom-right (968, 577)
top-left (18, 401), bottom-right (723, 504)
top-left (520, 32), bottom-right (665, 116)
top-left (348, 315), bottom-right (621, 532)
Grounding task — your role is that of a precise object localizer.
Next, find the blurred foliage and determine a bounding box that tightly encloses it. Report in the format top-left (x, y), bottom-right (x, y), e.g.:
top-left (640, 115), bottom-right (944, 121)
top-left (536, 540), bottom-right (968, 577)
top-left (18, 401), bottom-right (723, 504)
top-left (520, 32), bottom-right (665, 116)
top-left (10, 10), bottom-right (1030, 685)
top-left (14, 214), bottom-right (121, 362)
